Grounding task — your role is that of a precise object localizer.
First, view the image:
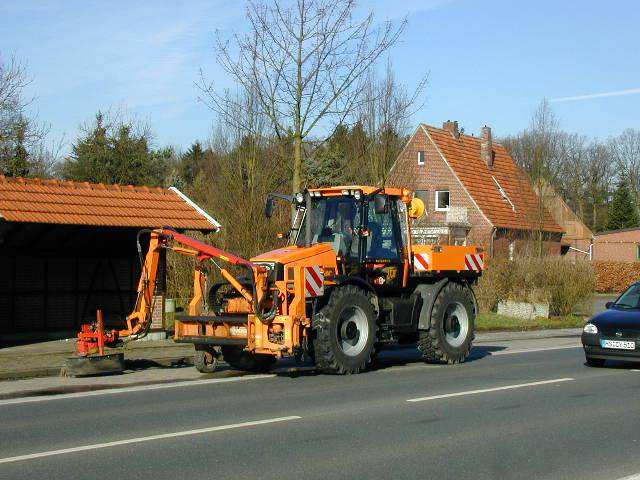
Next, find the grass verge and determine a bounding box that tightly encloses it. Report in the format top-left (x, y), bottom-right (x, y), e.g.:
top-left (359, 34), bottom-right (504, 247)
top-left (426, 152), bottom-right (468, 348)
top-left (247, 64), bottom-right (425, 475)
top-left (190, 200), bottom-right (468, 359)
top-left (476, 312), bottom-right (587, 332)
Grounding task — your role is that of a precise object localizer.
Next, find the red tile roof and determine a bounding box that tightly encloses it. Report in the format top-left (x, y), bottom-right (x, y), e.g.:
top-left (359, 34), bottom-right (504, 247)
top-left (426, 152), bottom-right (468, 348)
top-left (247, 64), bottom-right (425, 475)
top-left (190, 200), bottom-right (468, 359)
top-left (423, 125), bottom-right (563, 233)
top-left (0, 176), bottom-right (220, 231)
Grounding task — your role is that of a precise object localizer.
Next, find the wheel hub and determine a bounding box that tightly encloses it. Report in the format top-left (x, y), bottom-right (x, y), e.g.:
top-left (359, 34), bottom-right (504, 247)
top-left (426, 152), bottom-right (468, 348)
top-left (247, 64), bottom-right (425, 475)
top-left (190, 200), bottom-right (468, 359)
top-left (443, 303), bottom-right (469, 348)
top-left (337, 306), bottom-right (369, 357)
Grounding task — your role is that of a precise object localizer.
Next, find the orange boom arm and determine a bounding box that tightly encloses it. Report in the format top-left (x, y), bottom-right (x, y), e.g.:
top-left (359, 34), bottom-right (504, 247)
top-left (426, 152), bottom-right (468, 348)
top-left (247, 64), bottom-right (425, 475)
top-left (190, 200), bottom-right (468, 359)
top-left (75, 228), bottom-right (267, 355)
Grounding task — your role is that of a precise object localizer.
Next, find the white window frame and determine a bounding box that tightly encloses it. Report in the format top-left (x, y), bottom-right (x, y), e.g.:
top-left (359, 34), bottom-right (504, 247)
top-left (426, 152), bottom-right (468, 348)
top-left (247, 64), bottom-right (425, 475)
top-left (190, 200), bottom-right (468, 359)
top-left (435, 190), bottom-right (450, 212)
top-left (417, 151), bottom-right (425, 165)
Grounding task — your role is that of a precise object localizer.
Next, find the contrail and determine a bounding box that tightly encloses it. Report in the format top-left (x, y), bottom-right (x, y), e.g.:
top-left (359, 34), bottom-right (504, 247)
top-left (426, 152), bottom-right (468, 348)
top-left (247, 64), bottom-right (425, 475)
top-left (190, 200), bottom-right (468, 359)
top-left (550, 87), bottom-right (640, 103)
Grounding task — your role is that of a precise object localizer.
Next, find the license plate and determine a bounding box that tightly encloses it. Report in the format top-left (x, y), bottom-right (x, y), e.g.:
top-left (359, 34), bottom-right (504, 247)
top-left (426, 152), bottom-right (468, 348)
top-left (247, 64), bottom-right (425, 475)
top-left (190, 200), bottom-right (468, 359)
top-left (601, 339), bottom-right (636, 350)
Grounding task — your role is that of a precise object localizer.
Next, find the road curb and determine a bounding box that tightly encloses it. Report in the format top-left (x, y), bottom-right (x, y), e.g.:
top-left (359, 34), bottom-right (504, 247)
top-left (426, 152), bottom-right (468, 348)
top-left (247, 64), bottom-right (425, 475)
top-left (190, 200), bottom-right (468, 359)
top-left (476, 328), bottom-right (582, 342)
top-left (0, 355), bottom-right (196, 381)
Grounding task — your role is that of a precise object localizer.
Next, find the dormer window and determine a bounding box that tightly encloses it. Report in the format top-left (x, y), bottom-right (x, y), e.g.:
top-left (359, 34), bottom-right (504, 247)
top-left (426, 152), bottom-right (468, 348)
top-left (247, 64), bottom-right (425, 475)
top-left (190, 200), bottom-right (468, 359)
top-left (417, 151), bottom-right (425, 165)
top-left (435, 190), bottom-right (450, 211)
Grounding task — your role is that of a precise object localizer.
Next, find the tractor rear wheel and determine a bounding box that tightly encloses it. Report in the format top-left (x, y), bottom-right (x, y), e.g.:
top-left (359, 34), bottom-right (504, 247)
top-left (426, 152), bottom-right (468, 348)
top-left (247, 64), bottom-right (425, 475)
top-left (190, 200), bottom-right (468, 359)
top-left (194, 346), bottom-right (219, 373)
top-left (312, 285), bottom-right (378, 374)
top-left (418, 282), bottom-right (475, 364)
top-left (220, 346), bottom-right (276, 373)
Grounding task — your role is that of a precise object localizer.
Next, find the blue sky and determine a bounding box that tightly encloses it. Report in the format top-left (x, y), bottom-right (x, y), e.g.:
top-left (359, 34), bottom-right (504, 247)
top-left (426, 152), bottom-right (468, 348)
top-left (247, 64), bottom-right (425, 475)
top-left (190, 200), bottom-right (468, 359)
top-left (1, 0), bottom-right (639, 154)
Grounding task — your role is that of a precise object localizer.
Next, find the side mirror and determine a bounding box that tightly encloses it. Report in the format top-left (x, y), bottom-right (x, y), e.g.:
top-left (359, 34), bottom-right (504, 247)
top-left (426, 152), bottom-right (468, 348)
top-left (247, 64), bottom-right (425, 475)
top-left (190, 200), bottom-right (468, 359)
top-left (265, 197), bottom-right (275, 218)
top-left (373, 194), bottom-right (388, 214)
top-left (605, 301), bottom-right (613, 309)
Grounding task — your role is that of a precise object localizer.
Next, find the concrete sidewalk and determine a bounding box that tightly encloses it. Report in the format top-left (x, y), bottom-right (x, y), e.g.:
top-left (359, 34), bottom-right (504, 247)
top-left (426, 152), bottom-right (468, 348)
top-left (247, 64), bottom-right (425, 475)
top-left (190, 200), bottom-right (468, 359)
top-left (0, 338), bottom-right (195, 380)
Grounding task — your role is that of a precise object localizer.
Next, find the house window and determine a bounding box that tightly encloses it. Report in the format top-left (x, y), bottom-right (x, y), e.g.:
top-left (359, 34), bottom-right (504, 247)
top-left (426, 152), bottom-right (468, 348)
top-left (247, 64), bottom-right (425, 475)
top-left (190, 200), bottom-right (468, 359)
top-left (435, 190), bottom-right (450, 211)
top-left (637, 244), bottom-right (640, 261)
top-left (417, 151), bottom-right (425, 165)
top-left (509, 241), bottom-right (515, 261)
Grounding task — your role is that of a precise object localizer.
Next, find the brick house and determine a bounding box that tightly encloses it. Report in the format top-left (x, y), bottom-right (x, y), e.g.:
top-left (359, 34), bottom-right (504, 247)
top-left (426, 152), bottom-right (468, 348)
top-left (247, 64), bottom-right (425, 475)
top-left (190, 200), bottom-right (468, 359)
top-left (592, 227), bottom-right (640, 262)
top-left (536, 182), bottom-right (594, 259)
top-left (388, 122), bottom-right (564, 256)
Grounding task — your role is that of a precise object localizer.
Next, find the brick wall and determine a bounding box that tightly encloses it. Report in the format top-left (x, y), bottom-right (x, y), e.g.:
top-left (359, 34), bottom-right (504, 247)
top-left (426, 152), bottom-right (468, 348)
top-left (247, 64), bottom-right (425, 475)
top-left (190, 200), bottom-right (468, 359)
top-left (493, 232), bottom-right (563, 258)
top-left (593, 229), bottom-right (640, 262)
top-left (388, 126), bottom-right (493, 248)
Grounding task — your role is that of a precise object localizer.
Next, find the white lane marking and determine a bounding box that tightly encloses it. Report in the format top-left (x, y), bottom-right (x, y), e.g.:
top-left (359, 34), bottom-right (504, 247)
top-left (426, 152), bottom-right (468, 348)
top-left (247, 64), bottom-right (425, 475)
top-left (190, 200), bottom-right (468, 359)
top-left (0, 416), bottom-right (301, 465)
top-left (488, 345), bottom-right (581, 356)
top-left (0, 374), bottom-right (276, 407)
top-left (407, 378), bottom-right (574, 403)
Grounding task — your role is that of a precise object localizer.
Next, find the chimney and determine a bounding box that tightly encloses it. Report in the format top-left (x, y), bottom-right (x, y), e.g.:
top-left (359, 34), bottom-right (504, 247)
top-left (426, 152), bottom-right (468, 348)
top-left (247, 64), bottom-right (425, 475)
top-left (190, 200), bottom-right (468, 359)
top-left (442, 120), bottom-right (460, 139)
top-left (480, 125), bottom-right (493, 168)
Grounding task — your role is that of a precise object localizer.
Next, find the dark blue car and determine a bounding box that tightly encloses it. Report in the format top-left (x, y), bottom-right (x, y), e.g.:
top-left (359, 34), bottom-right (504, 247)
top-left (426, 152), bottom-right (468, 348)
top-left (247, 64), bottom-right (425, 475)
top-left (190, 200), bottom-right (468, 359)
top-left (582, 282), bottom-right (640, 367)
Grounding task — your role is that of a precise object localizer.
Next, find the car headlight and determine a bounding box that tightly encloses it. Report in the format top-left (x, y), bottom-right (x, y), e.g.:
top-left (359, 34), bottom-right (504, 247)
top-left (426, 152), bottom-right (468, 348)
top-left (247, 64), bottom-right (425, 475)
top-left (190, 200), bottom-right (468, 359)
top-left (583, 323), bottom-right (598, 334)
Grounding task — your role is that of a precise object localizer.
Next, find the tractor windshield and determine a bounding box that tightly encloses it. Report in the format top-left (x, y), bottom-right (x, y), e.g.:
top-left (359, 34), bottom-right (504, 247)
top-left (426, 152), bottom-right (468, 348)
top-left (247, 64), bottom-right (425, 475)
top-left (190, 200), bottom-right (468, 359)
top-left (296, 196), bottom-right (360, 257)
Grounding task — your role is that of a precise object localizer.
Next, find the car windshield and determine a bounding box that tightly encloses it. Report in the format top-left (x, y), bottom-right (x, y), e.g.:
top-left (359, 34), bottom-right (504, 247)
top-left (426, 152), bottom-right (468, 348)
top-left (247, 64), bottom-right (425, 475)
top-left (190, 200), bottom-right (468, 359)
top-left (613, 284), bottom-right (640, 309)
top-left (296, 197), bottom-right (360, 257)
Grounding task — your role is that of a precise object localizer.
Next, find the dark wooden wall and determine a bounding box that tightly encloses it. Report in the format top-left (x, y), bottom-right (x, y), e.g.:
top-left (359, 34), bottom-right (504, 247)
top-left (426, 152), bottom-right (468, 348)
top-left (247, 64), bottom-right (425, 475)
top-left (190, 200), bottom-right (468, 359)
top-left (0, 223), bottom-right (155, 342)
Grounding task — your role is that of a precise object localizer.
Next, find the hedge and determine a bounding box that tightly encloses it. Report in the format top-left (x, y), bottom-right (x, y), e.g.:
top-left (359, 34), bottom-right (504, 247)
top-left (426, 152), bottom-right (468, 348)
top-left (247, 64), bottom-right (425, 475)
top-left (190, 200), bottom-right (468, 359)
top-left (475, 257), bottom-right (595, 316)
top-left (593, 261), bottom-right (640, 293)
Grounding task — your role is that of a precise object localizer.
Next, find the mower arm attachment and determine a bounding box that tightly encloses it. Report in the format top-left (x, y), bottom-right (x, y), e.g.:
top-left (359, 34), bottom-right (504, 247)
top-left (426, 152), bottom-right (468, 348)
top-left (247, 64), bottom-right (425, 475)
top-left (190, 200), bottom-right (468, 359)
top-left (76, 228), bottom-right (268, 353)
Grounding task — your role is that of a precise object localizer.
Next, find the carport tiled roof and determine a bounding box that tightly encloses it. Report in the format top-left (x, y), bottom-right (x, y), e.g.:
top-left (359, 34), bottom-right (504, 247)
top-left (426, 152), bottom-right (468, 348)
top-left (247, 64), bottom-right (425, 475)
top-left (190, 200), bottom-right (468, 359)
top-left (423, 125), bottom-right (563, 233)
top-left (0, 176), bottom-right (220, 231)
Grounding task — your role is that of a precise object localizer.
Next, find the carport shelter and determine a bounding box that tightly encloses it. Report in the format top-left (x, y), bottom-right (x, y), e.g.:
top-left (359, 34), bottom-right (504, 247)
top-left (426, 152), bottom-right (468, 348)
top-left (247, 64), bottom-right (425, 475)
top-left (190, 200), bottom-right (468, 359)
top-left (0, 176), bottom-right (220, 344)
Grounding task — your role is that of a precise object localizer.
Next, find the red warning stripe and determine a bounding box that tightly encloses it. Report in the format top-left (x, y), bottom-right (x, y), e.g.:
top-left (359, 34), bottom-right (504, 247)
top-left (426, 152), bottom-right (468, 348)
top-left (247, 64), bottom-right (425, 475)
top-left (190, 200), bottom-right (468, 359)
top-left (305, 266), bottom-right (324, 297)
top-left (307, 265), bottom-right (322, 286)
top-left (414, 253), bottom-right (429, 272)
top-left (464, 253), bottom-right (483, 272)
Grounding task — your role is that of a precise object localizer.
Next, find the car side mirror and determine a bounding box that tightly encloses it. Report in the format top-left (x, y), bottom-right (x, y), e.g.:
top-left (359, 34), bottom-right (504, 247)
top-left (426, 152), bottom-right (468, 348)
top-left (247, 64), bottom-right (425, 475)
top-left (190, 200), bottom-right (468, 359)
top-left (373, 194), bottom-right (388, 214)
top-left (265, 197), bottom-right (275, 218)
top-left (605, 301), bottom-right (613, 309)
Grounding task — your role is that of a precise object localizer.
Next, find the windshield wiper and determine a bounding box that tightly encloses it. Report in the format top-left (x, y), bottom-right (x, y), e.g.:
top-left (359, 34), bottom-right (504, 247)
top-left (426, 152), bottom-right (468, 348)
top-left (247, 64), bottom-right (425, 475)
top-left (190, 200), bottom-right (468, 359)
top-left (614, 302), bottom-right (635, 309)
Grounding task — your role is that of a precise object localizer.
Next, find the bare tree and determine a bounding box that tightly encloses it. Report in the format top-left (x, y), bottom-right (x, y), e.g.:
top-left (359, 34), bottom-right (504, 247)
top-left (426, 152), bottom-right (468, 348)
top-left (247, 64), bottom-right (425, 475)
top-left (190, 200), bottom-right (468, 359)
top-left (354, 61), bottom-right (427, 184)
top-left (555, 132), bottom-right (589, 220)
top-left (0, 53), bottom-right (49, 177)
top-left (502, 100), bottom-right (563, 254)
top-left (609, 128), bottom-right (640, 203)
top-left (202, 0), bottom-right (406, 193)
top-left (583, 141), bottom-right (614, 230)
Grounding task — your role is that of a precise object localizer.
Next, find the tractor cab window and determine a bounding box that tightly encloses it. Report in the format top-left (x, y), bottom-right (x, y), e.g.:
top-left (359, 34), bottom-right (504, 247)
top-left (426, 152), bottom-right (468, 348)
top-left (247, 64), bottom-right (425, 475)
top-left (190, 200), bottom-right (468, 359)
top-left (365, 201), bottom-right (401, 261)
top-left (297, 196), bottom-right (360, 258)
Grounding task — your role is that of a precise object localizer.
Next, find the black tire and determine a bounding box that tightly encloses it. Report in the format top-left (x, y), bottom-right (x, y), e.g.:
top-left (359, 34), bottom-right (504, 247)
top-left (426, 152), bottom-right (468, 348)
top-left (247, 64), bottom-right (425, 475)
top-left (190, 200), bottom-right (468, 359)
top-left (418, 282), bottom-right (475, 364)
top-left (585, 356), bottom-right (606, 367)
top-left (194, 346), bottom-right (219, 373)
top-left (221, 346), bottom-right (276, 373)
top-left (312, 285), bottom-right (378, 374)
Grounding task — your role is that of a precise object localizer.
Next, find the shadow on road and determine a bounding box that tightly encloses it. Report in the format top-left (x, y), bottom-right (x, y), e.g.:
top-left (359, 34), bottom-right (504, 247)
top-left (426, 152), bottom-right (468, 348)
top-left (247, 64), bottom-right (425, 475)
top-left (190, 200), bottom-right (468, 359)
top-left (272, 344), bottom-right (510, 378)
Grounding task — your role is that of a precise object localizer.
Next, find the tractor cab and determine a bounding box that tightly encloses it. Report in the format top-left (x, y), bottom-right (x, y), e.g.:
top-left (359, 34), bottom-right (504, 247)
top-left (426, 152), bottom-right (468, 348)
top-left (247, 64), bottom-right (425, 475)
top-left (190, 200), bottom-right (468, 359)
top-left (266, 186), bottom-right (416, 288)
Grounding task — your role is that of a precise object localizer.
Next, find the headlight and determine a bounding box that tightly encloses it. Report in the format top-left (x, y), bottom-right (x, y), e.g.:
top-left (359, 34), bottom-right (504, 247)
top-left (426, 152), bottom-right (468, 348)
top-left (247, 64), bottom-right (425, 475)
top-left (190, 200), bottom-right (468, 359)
top-left (583, 323), bottom-right (598, 334)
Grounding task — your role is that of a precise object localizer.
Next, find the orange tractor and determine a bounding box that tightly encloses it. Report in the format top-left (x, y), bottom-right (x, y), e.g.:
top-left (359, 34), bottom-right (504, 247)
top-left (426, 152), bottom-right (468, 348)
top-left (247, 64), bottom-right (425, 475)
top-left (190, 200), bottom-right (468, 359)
top-left (71, 186), bottom-right (485, 375)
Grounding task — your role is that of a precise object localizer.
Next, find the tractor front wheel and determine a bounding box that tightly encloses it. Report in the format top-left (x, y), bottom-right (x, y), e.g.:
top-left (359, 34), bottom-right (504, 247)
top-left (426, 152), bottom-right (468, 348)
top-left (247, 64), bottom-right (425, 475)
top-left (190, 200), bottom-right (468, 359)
top-left (312, 285), bottom-right (378, 374)
top-left (194, 346), bottom-right (219, 373)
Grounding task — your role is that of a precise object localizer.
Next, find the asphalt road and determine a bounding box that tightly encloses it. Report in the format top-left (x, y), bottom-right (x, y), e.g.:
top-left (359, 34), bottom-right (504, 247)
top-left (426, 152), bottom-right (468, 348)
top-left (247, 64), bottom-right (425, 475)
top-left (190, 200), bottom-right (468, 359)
top-left (1, 341), bottom-right (639, 480)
